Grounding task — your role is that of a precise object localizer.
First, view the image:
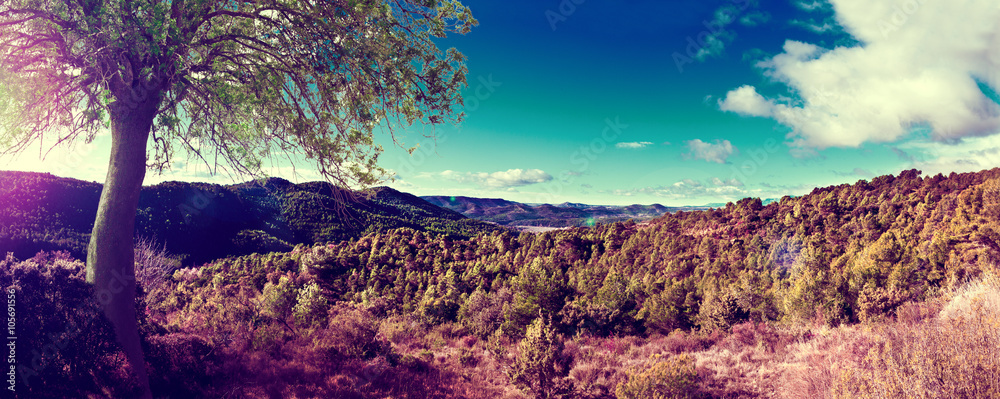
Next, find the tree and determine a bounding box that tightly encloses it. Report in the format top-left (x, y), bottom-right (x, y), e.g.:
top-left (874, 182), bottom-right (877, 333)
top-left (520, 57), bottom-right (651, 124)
top-left (0, 1), bottom-right (475, 395)
top-left (508, 315), bottom-right (571, 399)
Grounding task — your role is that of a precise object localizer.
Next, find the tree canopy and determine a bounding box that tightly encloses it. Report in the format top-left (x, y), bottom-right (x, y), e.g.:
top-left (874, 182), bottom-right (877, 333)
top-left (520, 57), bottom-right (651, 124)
top-left (0, 0), bottom-right (476, 185)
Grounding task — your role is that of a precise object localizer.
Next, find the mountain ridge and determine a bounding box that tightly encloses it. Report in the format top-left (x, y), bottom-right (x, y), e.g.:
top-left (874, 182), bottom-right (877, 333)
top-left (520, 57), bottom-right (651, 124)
top-left (0, 171), bottom-right (500, 265)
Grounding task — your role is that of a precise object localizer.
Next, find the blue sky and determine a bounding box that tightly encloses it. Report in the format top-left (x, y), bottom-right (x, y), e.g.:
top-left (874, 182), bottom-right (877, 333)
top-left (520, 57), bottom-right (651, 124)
top-left (4, 0), bottom-right (1000, 206)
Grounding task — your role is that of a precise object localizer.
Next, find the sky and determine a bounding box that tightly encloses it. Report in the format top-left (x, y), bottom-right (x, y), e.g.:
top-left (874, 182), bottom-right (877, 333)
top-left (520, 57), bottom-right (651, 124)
top-left (3, 0), bottom-right (1000, 206)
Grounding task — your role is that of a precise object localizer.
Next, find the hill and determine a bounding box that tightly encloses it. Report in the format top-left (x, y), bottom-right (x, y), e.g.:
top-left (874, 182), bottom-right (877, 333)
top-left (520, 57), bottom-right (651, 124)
top-left (421, 195), bottom-right (711, 227)
top-left (10, 167), bottom-right (1000, 397)
top-left (0, 171), bottom-right (500, 264)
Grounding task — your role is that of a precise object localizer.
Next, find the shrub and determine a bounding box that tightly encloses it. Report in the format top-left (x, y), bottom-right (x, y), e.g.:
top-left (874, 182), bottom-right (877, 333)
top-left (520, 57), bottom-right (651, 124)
top-left (616, 353), bottom-right (701, 399)
top-left (134, 236), bottom-right (180, 294)
top-left (378, 314), bottom-right (425, 348)
top-left (145, 333), bottom-right (219, 397)
top-left (251, 321), bottom-right (287, 353)
top-left (458, 347), bottom-right (480, 367)
top-left (508, 315), bottom-right (573, 399)
top-left (459, 286), bottom-right (513, 338)
top-left (0, 252), bottom-right (139, 398)
top-left (697, 290), bottom-right (751, 331)
top-left (261, 274), bottom-right (298, 320)
top-left (322, 304), bottom-right (385, 360)
top-left (293, 282), bottom-right (330, 328)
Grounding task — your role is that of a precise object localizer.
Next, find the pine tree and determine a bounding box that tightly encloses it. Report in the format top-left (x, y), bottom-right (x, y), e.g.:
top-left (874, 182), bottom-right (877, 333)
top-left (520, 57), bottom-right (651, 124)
top-left (508, 315), bottom-right (571, 399)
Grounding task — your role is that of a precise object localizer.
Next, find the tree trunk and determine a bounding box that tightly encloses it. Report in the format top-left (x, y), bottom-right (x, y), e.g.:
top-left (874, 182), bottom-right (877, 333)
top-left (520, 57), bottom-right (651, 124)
top-left (87, 92), bottom-right (158, 398)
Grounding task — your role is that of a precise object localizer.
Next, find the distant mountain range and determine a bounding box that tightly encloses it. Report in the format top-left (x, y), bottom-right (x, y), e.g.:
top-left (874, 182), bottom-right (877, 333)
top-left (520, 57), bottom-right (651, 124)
top-left (0, 171), bottom-right (499, 265)
top-left (421, 195), bottom-right (715, 227)
top-left (0, 170), bottom-right (779, 264)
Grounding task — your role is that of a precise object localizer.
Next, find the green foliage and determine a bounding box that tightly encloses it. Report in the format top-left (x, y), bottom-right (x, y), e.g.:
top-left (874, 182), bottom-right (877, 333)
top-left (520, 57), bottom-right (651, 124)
top-left (1, 0), bottom-right (477, 188)
top-left (140, 168), bottom-right (1000, 354)
top-left (616, 353), bottom-right (701, 399)
top-left (505, 258), bottom-right (569, 335)
top-left (697, 289), bottom-right (751, 331)
top-left (638, 282), bottom-right (693, 333)
top-left (458, 287), bottom-right (512, 337)
top-left (233, 229), bottom-right (293, 255)
top-left (293, 282), bottom-right (330, 328)
top-left (261, 275), bottom-right (299, 320)
top-left (508, 315), bottom-right (572, 399)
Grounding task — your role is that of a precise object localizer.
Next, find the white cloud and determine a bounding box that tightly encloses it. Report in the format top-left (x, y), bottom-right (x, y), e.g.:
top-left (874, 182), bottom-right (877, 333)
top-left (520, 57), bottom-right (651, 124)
top-left (795, 0), bottom-right (830, 11)
top-left (695, 34), bottom-right (728, 61)
top-left (606, 178), bottom-right (744, 201)
top-left (897, 135), bottom-right (1000, 176)
top-left (720, 0), bottom-right (1000, 151)
top-left (719, 85), bottom-right (774, 117)
top-left (438, 168), bottom-right (553, 188)
top-left (604, 177), bottom-right (809, 203)
top-left (689, 3), bottom-right (750, 61)
top-left (833, 167), bottom-right (874, 177)
top-left (740, 11), bottom-right (771, 27)
top-left (790, 18), bottom-right (838, 33)
top-left (686, 139), bottom-right (738, 164)
top-left (616, 141), bottom-right (654, 149)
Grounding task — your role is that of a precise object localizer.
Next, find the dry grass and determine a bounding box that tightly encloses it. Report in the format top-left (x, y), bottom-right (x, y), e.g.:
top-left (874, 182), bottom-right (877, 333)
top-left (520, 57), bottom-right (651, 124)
top-left (829, 275), bottom-right (1000, 399)
top-left (777, 325), bottom-right (877, 399)
top-left (779, 273), bottom-right (1000, 399)
top-left (690, 322), bottom-right (801, 398)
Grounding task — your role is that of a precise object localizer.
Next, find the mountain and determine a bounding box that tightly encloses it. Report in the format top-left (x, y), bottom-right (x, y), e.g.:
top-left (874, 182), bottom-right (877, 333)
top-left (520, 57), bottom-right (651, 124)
top-left (296, 167), bottom-right (1000, 334)
top-left (135, 167), bottom-right (1000, 397)
top-left (13, 167), bottom-right (1000, 397)
top-left (0, 171), bottom-right (500, 265)
top-left (421, 195), bottom-right (711, 227)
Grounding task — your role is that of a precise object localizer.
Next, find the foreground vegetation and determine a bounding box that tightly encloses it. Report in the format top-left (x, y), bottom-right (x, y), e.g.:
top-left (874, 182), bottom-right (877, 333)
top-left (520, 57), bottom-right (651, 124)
top-left (6, 168), bottom-right (1000, 397)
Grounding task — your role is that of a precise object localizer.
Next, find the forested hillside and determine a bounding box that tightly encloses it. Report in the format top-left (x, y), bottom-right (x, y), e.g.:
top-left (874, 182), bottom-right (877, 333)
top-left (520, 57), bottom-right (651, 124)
top-left (0, 171), bottom-right (499, 264)
top-left (188, 168), bottom-right (1000, 335)
top-left (8, 168), bottom-right (1000, 398)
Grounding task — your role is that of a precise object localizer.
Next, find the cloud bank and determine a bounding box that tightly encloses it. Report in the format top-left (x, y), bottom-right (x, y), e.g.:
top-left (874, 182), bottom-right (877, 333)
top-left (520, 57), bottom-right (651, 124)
top-left (616, 141), bottom-right (654, 149)
top-left (605, 178), bottom-right (811, 203)
top-left (439, 168), bottom-right (553, 188)
top-left (719, 0), bottom-right (1000, 151)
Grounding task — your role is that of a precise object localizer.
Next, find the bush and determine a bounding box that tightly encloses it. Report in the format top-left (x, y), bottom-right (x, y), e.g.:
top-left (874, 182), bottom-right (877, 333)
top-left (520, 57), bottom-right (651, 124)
top-left (134, 236), bottom-right (180, 294)
top-left (293, 282), bottom-right (330, 328)
top-left (146, 333), bottom-right (219, 398)
top-left (320, 304), bottom-right (385, 360)
top-left (261, 274), bottom-right (298, 320)
top-left (458, 286), bottom-right (513, 338)
top-left (0, 252), bottom-right (139, 398)
top-left (616, 353), bottom-right (701, 399)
